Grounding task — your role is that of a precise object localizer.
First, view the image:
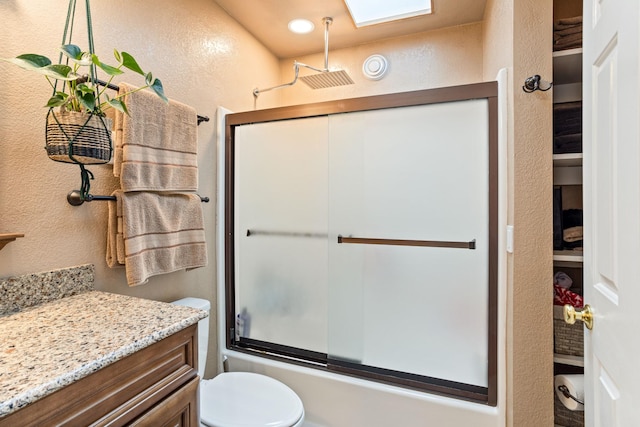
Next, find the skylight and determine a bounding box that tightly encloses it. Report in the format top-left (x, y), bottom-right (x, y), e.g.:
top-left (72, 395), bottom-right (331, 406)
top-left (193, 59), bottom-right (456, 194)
top-left (344, 0), bottom-right (432, 27)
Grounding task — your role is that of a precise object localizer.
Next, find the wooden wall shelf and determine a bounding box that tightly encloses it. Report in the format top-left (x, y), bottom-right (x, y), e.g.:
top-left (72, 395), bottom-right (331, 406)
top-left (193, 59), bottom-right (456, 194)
top-left (0, 233), bottom-right (24, 251)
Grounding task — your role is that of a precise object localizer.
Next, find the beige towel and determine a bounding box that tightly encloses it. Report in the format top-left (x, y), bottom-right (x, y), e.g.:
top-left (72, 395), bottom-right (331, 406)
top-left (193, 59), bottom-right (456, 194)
top-left (554, 16), bottom-right (582, 30)
top-left (113, 82), bottom-right (199, 192)
top-left (106, 196), bottom-right (125, 268)
top-left (554, 25), bottom-right (582, 38)
top-left (554, 32), bottom-right (582, 46)
top-left (106, 190), bottom-right (207, 286)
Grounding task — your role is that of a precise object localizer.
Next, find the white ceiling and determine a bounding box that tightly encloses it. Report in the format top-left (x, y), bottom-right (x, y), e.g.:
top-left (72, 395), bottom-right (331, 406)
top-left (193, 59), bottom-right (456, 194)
top-left (213, 0), bottom-right (487, 59)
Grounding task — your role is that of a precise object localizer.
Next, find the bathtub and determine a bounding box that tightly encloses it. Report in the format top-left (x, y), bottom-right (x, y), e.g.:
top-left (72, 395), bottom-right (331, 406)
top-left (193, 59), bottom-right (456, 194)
top-left (220, 348), bottom-right (503, 427)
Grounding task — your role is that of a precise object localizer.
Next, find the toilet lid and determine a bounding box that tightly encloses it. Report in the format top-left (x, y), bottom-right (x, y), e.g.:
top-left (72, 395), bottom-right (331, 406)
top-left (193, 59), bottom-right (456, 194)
top-left (200, 372), bottom-right (304, 427)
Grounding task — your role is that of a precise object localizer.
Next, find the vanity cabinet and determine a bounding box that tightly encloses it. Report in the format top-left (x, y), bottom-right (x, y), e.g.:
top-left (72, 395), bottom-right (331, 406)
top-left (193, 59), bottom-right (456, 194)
top-left (0, 324), bottom-right (199, 426)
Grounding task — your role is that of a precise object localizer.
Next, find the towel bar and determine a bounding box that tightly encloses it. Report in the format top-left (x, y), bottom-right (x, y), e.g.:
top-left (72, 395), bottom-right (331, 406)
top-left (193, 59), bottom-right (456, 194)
top-left (76, 76), bottom-right (209, 125)
top-left (67, 190), bottom-right (209, 206)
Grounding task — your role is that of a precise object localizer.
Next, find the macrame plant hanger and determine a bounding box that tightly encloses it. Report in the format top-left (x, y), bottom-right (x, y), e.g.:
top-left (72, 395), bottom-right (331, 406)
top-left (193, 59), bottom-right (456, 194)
top-left (45, 0), bottom-right (113, 202)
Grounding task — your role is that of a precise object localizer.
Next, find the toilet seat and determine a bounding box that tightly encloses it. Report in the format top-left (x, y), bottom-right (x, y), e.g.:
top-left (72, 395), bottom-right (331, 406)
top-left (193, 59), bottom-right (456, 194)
top-left (200, 372), bottom-right (305, 427)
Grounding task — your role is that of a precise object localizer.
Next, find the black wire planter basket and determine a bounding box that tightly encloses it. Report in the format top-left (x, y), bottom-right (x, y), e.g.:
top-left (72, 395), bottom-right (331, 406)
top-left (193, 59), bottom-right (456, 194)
top-left (45, 109), bottom-right (112, 164)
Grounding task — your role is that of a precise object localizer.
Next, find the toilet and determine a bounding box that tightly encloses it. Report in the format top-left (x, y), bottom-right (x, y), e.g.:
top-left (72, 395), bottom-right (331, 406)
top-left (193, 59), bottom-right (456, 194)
top-left (172, 298), bottom-right (305, 427)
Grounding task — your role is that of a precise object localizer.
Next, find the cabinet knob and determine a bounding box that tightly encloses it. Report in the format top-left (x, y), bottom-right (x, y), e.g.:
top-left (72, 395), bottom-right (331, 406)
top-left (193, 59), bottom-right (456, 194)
top-left (563, 304), bottom-right (594, 330)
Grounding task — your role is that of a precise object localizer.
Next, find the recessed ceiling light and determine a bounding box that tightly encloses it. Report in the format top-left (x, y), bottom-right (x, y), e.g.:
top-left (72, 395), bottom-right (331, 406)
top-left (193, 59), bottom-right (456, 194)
top-left (288, 19), bottom-right (315, 34)
top-left (344, 0), bottom-right (432, 27)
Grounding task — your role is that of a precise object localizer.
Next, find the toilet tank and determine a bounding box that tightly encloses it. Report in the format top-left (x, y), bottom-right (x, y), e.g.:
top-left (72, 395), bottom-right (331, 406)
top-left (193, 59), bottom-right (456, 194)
top-left (171, 297), bottom-right (210, 379)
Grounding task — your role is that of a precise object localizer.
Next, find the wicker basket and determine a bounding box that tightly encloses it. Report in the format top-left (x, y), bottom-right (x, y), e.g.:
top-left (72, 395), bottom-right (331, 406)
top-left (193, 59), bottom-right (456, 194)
top-left (45, 110), bottom-right (112, 164)
top-left (554, 306), bottom-right (584, 356)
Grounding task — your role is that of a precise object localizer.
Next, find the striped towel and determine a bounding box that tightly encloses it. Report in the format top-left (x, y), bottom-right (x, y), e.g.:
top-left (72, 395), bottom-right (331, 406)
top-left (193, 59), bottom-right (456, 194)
top-left (106, 190), bottom-right (207, 287)
top-left (113, 82), bottom-right (199, 192)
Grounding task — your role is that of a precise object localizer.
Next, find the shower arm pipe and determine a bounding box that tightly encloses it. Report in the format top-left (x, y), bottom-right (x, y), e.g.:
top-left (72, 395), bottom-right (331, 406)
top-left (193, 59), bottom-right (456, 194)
top-left (253, 61), bottom-right (328, 97)
top-left (253, 17), bottom-right (334, 98)
top-left (253, 63), bottom-right (300, 97)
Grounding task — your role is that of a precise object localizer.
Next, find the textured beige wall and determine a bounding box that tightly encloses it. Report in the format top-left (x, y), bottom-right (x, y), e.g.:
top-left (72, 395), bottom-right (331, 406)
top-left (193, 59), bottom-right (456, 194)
top-left (252, 23), bottom-right (484, 108)
top-left (512, 1), bottom-right (554, 424)
top-left (0, 0), bottom-right (281, 378)
top-left (484, 0), bottom-right (555, 425)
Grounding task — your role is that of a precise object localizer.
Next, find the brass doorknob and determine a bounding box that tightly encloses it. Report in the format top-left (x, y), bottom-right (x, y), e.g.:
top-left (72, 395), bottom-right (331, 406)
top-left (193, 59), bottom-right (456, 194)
top-left (563, 304), bottom-right (594, 330)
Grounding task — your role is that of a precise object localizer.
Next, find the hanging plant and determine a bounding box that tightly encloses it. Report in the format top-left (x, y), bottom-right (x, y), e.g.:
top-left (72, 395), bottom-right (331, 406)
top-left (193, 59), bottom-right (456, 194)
top-left (4, 44), bottom-right (167, 164)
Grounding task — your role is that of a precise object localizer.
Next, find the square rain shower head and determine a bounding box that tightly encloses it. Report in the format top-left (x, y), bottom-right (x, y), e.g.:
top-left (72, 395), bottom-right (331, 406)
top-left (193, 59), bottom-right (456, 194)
top-left (299, 70), bottom-right (355, 89)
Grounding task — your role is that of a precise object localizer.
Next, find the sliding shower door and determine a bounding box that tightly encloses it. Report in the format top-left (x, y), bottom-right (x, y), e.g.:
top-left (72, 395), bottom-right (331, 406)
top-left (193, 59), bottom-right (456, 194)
top-left (233, 117), bottom-right (329, 355)
top-left (226, 83), bottom-right (498, 404)
top-left (327, 100), bottom-right (491, 394)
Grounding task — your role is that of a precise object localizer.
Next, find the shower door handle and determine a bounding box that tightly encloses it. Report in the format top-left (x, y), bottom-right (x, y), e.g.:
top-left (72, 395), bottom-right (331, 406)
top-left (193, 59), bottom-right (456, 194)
top-left (337, 235), bottom-right (476, 249)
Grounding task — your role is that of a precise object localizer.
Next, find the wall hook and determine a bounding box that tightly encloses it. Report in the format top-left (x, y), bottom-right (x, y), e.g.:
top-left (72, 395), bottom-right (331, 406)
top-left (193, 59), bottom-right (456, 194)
top-left (522, 75), bottom-right (553, 93)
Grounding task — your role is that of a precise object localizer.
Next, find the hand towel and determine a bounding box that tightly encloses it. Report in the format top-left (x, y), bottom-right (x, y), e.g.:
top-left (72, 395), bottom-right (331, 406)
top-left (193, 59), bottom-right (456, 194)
top-left (106, 190), bottom-right (207, 286)
top-left (113, 82), bottom-right (199, 192)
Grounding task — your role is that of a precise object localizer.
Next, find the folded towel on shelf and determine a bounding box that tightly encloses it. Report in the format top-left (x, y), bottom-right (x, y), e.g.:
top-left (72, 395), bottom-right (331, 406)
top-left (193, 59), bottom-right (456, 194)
top-left (113, 82), bottom-right (199, 192)
top-left (554, 16), bottom-right (582, 30)
top-left (553, 16), bottom-right (582, 51)
top-left (554, 134), bottom-right (582, 154)
top-left (563, 226), bottom-right (583, 243)
top-left (554, 31), bottom-right (582, 47)
top-left (554, 25), bottom-right (583, 37)
top-left (553, 102), bottom-right (582, 153)
top-left (106, 190), bottom-right (207, 287)
top-left (562, 209), bottom-right (583, 249)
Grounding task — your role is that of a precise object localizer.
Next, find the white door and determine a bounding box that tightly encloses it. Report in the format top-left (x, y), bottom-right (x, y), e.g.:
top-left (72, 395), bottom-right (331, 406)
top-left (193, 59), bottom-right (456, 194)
top-left (583, 0), bottom-right (640, 425)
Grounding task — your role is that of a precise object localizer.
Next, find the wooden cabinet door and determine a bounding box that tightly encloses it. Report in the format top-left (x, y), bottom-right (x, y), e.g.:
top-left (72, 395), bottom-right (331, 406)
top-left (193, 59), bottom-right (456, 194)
top-left (129, 377), bottom-right (199, 427)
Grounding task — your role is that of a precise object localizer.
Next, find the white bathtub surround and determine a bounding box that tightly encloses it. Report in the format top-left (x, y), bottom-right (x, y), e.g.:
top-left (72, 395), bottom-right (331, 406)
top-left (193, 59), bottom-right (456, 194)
top-left (224, 350), bottom-right (501, 427)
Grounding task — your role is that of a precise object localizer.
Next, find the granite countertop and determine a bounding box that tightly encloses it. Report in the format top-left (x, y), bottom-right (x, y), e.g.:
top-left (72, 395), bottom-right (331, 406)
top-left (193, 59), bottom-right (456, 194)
top-left (0, 290), bottom-right (207, 418)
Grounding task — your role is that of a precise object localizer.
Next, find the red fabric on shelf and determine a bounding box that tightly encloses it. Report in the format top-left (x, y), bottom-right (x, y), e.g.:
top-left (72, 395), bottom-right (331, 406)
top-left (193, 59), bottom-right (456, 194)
top-left (554, 284), bottom-right (584, 308)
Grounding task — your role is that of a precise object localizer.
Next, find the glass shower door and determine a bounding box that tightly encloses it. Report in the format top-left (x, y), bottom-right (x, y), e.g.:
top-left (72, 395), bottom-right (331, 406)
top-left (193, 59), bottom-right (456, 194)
top-left (228, 83), bottom-right (499, 403)
top-left (327, 100), bottom-right (491, 390)
top-left (233, 116), bottom-right (329, 355)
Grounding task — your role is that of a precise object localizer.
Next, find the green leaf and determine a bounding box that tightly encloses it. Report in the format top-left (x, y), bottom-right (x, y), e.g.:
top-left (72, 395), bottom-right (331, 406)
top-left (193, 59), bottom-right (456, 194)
top-left (3, 54), bottom-right (52, 70)
top-left (76, 90), bottom-right (96, 112)
top-left (120, 52), bottom-right (145, 75)
top-left (60, 44), bottom-right (82, 60)
top-left (149, 78), bottom-right (168, 103)
top-left (3, 53), bottom-right (77, 80)
top-left (45, 93), bottom-right (68, 108)
top-left (76, 52), bottom-right (93, 66)
top-left (60, 45), bottom-right (92, 66)
top-left (76, 83), bottom-right (96, 95)
top-left (39, 64), bottom-right (77, 80)
top-left (107, 98), bottom-right (129, 115)
top-left (92, 55), bottom-right (123, 76)
top-left (145, 71), bottom-right (153, 86)
top-left (113, 49), bottom-right (122, 63)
